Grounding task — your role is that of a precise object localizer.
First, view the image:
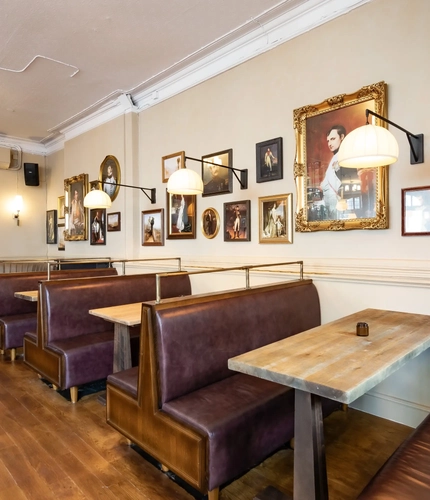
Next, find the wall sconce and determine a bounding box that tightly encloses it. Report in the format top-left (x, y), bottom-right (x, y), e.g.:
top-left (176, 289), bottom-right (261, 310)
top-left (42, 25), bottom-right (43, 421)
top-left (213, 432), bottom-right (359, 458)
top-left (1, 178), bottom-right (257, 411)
top-left (167, 156), bottom-right (248, 195)
top-left (338, 109), bottom-right (424, 169)
top-left (13, 195), bottom-right (23, 226)
top-left (83, 180), bottom-right (156, 208)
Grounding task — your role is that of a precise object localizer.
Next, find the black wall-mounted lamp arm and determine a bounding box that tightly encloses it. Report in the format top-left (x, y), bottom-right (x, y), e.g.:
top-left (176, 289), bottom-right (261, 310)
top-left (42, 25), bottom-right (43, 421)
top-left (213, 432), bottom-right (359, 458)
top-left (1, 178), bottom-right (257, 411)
top-left (366, 109), bottom-right (424, 164)
top-left (95, 180), bottom-right (156, 203)
top-left (185, 156), bottom-right (248, 189)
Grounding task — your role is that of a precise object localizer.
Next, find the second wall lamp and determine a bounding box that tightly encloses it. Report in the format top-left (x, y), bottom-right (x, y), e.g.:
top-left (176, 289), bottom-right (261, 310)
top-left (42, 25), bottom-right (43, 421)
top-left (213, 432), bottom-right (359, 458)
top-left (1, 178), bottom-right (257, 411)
top-left (84, 180), bottom-right (156, 209)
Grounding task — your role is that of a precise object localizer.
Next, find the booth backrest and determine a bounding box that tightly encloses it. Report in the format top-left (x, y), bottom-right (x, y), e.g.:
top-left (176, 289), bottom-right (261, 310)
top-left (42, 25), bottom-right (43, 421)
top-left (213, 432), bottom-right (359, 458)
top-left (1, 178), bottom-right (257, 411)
top-left (153, 279), bottom-right (320, 404)
top-left (0, 268), bottom-right (117, 316)
top-left (41, 273), bottom-right (191, 343)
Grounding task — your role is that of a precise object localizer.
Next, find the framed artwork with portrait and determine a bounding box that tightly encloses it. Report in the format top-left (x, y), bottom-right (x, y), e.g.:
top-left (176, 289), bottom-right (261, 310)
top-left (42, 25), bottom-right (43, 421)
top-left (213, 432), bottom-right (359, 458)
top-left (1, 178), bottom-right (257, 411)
top-left (46, 210), bottom-right (57, 244)
top-left (201, 208), bottom-right (220, 239)
top-left (402, 186), bottom-right (430, 236)
top-left (57, 223), bottom-right (65, 251)
top-left (224, 200), bottom-right (250, 241)
top-left (259, 194), bottom-right (293, 244)
top-left (162, 151), bottom-right (185, 182)
top-left (107, 212), bottom-right (121, 232)
top-left (57, 196), bottom-right (65, 220)
top-left (64, 173), bottom-right (88, 241)
top-left (294, 81), bottom-right (388, 232)
top-left (256, 137), bottom-right (283, 183)
top-left (142, 209), bottom-right (164, 246)
top-left (99, 155), bottom-right (121, 202)
top-left (89, 208), bottom-right (106, 245)
top-left (167, 192), bottom-right (196, 239)
top-left (202, 149), bottom-right (233, 197)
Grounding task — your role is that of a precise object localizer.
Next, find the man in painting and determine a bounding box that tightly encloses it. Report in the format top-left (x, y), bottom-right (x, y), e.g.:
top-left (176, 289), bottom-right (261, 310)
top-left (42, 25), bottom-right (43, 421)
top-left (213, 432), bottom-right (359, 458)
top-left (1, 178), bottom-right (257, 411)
top-left (69, 188), bottom-right (84, 236)
top-left (205, 157), bottom-right (225, 193)
top-left (103, 165), bottom-right (117, 197)
top-left (233, 205), bottom-right (241, 239)
top-left (264, 147), bottom-right (276, 175)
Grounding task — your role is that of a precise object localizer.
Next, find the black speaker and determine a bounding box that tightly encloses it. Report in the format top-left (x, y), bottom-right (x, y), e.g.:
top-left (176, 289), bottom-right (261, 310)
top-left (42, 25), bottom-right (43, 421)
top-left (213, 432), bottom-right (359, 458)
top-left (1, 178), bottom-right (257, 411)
top-left (24, 163), bottom-right (39, 186)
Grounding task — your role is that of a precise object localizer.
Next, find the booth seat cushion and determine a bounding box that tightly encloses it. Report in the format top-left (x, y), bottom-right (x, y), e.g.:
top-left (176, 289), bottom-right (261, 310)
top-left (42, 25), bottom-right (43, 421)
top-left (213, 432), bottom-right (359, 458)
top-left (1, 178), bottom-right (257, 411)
top-left (107, 367), bottom-right (139, 398)
top-left (0, 314), bottom-right (37, 349)
top-left (49, 331), bottom-right (114, 388)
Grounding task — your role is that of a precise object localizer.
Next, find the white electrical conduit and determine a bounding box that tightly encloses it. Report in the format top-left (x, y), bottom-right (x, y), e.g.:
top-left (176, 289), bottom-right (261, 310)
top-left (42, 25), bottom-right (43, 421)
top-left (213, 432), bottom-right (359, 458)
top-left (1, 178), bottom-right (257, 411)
top-left (0, 55), bottom-right (79, 77)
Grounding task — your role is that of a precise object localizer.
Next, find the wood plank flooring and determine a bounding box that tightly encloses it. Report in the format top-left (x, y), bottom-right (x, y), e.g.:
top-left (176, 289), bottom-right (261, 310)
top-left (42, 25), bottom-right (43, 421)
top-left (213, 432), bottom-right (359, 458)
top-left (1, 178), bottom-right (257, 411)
top-left (0, 354), bottom-right (413, 500)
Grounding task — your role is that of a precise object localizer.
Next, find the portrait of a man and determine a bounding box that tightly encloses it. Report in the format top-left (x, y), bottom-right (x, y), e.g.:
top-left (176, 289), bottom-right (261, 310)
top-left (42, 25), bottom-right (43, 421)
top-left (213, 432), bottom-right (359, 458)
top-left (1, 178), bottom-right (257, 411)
top-left (202, 149), bottom-right (233, 197)
top-left (99, 155), bottom-right (121, 202)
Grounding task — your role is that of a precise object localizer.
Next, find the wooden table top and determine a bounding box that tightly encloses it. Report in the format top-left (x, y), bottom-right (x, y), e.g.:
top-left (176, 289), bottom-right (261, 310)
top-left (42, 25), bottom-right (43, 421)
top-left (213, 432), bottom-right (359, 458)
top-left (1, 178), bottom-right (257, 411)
top-left (14, 290), bottom-right (38, 302)
top-left (228, 308), bottom-right (430, 405)
top-left (89, 302), bottom-right (142, 326)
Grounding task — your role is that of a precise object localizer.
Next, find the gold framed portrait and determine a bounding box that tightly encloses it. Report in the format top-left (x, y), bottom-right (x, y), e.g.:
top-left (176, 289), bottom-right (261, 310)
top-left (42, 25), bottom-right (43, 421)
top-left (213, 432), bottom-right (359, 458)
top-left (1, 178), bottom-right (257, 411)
top-left (293, 81), bottom-right (389, 232)
top-left (64, 173), bottom-right (88, 241)
top-left (99, 155), bottom-right (121, 202)
top-left (258, 194), bottom-right (293, 244)
top-left (201, 208), bottom-right (220, 239)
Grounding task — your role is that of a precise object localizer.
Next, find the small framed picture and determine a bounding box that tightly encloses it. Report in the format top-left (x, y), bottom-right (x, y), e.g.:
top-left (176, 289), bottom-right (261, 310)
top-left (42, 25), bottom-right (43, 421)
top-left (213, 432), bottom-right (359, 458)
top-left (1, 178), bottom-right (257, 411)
top-left (202, 149), bottom-right (233, 197)
top-left (402, 186), bottom-right (430, 236)
top-left (256, 137), bottom-right (283, 183)
top-left (57, 196), bottom-right (65, 219)
top-left (201, 208), bottom-right (220, 239)
top-left (89, 209), bottom-right (106, 245)
top-left (224, 200), bottom-right (251, 241)
top-left (46, 210), bottom-right (57, 244)
top-left (107, 212), bottom-right (121, 232)
top-left (99, 155), bottom-right (121, 202)
top-left (162, 151), bottom-right (185, 183)
top-left (57, 223), bottom-right (65, 251)
top-left (142, 209), bottom-right (164, 246)
top-left (167, 192), bottom-right (196, 239)
top-left (259, 194), bottom-right (293, 244)
top-left (64, 173), bottom-right (88, 241)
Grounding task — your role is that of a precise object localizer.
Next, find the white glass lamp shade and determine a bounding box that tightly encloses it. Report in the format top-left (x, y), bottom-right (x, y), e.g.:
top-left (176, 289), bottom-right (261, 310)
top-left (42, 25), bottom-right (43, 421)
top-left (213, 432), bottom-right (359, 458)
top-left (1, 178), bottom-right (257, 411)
top-left (83, 189), bottom-right (112, 209)
top-left (338, 124), bottom-right (399, 168)
top-left (13, 195), bottom-right (23, 212)
top-left (167, 168), bottom-right (203, 195)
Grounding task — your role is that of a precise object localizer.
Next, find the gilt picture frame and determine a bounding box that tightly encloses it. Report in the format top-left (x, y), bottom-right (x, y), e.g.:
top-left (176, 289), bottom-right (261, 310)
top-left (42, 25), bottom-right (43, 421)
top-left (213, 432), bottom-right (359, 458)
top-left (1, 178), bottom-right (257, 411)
top-left (293, 81), bottom-right (389, 232)
top-left (57, 196), bottom-right (65, 220)
top-left (167, 192), bottom-right (196, 239)
top-left (201, 208), bottom-right (220, 239)
top-left (259, 194), bottom-right (293, 244)
top-left (64, 173), bottom-right (88, 241)
top-left (99, 155), bottom-right (121, 202)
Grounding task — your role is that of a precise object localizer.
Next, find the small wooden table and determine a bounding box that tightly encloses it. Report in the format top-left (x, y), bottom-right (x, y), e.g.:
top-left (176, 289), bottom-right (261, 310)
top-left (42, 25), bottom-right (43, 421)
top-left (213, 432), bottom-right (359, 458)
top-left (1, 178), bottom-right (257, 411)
top-left (89, 302), bottom-right (142, 372)
top-left (14, 290), bottom-right (38, 302)
top-left (228, 308), bottom-right (430, 500)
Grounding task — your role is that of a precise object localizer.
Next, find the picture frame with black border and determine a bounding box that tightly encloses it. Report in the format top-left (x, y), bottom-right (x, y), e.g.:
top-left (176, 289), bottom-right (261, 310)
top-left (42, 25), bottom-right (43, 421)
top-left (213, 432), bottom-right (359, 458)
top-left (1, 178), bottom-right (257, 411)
top-left (224, 200), bottom-right (250, 241)
top-left (256, 137), bottom-right (283, 183)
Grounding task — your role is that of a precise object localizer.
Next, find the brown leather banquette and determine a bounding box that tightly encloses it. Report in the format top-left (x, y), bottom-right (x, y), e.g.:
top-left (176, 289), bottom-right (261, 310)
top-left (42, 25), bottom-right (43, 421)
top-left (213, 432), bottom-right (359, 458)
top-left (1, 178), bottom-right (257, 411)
top-left (0, 268), bottom-right (118, 360)
top-left (23, 272), bottom-right (191, 403)
top-left (358, 412), bottom-right (430, 499)
top-left (106, 278), bottom-right (340, 500)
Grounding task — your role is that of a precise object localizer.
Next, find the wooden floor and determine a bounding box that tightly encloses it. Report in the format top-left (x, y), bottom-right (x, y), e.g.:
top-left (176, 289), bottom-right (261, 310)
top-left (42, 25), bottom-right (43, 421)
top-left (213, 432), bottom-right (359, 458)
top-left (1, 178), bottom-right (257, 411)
top-left (0, 354), bottom-right (413, 500)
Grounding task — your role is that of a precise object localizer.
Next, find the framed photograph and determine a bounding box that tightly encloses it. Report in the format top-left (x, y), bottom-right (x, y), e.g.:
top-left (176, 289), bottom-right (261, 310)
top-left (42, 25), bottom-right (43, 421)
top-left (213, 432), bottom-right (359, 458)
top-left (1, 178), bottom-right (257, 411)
top-left (99, 155), bottom-right (121, 202)
top-left (57, 223), bottom-right (65, 251)
top-left (294, 81), bottom-right (388, 232)
top-left (57, 196), bottom-right (65, 219)
top-left (142, 209), bottom-right (164, 246)
top-left (201, 208), bottom-right (220, 239)
top-left (107, 212), bottom-right (121, 232)
top-left (202, 149), bottom-right (233, 197)
top-left (224, 200), bottom-right (251, 241)
top-left (46, 210), bottom-right (57, 244)
top-left (90, 209), bottom-right (106, 245)
top-left (162, 151), bottom-right (185, 183)
top-left (259, 194), bottom-right (293, 244)
top-left (167, 192), bottom-right (196, 239)
top-left (256, 137), bottom-right (283, 183)
top-left (402, 186), bottom-right (430, 236)
top-left (64, 173), bottom-right (88, 241)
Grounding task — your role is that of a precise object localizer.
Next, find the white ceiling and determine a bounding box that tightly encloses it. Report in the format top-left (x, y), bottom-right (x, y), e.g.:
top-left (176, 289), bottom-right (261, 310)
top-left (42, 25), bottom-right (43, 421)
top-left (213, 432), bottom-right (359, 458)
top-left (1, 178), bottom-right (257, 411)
top-left (0, 0), bottom-right (371, 153)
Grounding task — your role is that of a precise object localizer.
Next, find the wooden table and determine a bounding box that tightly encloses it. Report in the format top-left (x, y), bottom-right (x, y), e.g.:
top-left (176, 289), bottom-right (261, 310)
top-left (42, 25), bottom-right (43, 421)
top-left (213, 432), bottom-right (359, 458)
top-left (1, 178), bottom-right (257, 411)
top-left (89, 302), bottom-right (142, 372)
top-left (228, 308), bottom-right (430, 500)
top-left (14, 290), bottom-right (38, 301)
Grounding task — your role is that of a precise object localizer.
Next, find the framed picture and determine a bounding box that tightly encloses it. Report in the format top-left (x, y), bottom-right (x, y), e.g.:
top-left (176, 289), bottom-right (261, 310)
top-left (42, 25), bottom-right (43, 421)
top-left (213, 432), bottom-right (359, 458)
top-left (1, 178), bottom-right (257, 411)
top-left (64, 173), bottom-right (88, 241)
top-left (201, 208), bottom-right (220, 239)
top-left (202, 149), bottom-right (233, 197)
top-left (259, 194), bottom-right (293, 244)
top-left (57, 196), bottom-right (65, 219)
top-left (162, 151), bottom-right (185, 183)
top-left (224, 200), bottom-right (251, 241)
top-left (57, 223), bottom-right (65, 251)
top-left (402, 186), bottom-right (430, 236)
top-left (46, 210), bottom-right (57, 244)
top-left (167, 192), bottom-right (196, 239)
top-left (107, 212), bottom-right (121, 232)
top-left (89, 209), bottom-right (106, 245)
top-left (256, 137), bottom-right (283, 183)
top-left (142, 209), bottom-right (164, 246)
top-left (294, 81), bottom-right (388, 232)
top-left (99, 155), bottom-right (121, 202)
